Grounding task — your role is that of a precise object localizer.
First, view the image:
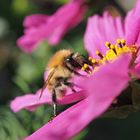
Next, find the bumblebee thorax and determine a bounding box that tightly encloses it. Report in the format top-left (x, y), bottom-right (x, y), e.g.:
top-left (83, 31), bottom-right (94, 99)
top-left (47, 49), bottom-right (72, 69)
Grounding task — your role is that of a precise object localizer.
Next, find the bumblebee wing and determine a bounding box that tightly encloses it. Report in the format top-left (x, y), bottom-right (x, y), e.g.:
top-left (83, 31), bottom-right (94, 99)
top-left (39, 67), bottom-right (57, 99)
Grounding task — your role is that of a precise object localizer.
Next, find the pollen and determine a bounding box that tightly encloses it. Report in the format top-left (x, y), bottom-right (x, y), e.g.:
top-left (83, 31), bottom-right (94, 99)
top-left (105, 41), bottom-right (111, 48)
top-left (96, 50), bottom-right (105, 60)
top-left (116, 39), bottom-right (121, 44)
top-left (88, 57), bottom-right (97, 64)
top-left (81, 63), bottom-right (89, 71)
top-left (105, 39), bottom-right (137, 61)
top-left (91, 59), bottom-right (96, 64)
top-left (84, 63), bottom-right (88, 68)
top-left (88, 57), bottom-right (92, 61)
top-left (121, 39), bottom-right (126, 45)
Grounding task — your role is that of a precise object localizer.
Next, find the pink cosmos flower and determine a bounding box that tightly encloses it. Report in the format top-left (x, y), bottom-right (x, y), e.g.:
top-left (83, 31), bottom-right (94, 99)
top-left (84, 0), bottom-right (140, 62)
top-left (83, 0), bottom-right (140, 78)
top-left (11, 0), bottom-right (140, 139)
top-left (17, 0), bottom-right (87, 53)
top-left (23, 55), bottom-right (130, 140)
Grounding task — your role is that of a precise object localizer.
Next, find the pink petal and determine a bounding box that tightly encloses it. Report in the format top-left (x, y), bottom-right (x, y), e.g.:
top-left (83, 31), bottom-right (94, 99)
top-left (10, 89), bottom-right (51, 112)
top-left (23, 14), bottom-right (50, 28)
top-left (17, 0), bottom-right (87, 53)
top-left (84, 11), bottom-right (125, 58)
top-left (84, 15), bottom-right (106, 58)
top-left (10, 88), bottom-right (86, 112)
top-left (17, 33), bottom-right (42, 53)
top-left (133, 0), bottom-right (140, 17)
top-left (24, 55), bottom-right (130, 140)
top-left (115, 16), bottom-right (124, 39)
top-left (136, 33), bottom-right (140, 46)
top-left (125, 0), bottom-right (140, 45)
top-left (125, 17), bottom-right (140, 45)
top-left (57, 90), bottom-right (86, 105)
top-left (102, 12), bottom-right (121, 43)
top-left (81, 55), bottom-right (130, 97)
top-left (24, 99), bottom-right (89, 140)
top-left (45, 0), bottom-right (87, 45)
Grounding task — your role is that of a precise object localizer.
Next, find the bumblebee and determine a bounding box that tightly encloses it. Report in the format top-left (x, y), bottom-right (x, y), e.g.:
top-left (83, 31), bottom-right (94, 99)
top-left (40, 49), bottom-right (93, 117)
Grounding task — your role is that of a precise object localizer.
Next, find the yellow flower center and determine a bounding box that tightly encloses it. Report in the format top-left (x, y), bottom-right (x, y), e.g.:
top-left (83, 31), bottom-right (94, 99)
top-left (81, 39), bottom-right (138, 74)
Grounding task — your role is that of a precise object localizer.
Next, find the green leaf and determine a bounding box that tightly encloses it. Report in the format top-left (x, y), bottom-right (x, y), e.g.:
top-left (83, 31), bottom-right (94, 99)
top-left (0, 107), bottom-right (27, 140)
top-left (72, 129), bottom-right (88, 140)
top-left (13, 76), bottom-right (31, 93)
top-left (12, 0), bottom-right (31, 14)
top-left (56, 0), bottom-right (68, 4)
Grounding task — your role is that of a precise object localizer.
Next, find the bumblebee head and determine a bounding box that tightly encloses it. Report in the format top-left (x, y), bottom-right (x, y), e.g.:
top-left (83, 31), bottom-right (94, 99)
top-left (64, 52), bottom-right (93, 73)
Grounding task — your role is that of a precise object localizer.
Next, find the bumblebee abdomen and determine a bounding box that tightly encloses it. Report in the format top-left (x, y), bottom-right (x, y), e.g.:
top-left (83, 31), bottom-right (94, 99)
top-left (47, 66), bottom-right (72, 93)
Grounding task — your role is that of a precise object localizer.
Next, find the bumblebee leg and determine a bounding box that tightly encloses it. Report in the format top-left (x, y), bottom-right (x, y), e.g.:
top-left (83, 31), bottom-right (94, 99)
top-left (81, 55), bottom-right (93, 66)
top-left (52, 89), bottom-right (57, 117)
top-left (65, 65), bottom-right (83, 76)
top-left (53, 103), bottom-right (57, 117)
top-left (73, 70), bottom-right (83, 76)
top-left (64, 82), bottom-right (77, 92)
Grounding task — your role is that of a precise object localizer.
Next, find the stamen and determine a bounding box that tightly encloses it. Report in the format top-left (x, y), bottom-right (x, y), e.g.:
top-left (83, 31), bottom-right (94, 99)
top-left (81, 63), bottom-right (92, 74)
top-left (83, 63), bottom-right (88, 69)
top-left (87, 39), bottom-right (138, 77)
top-left (110, 44), bottom-right (117, 55)
top-left (121, 39), bottom-right (126, 46)
top-left (81, 63), bottom-right (89, 71)
top-left (117, 39), bottom-right (123, 48)
top-left (88, 57), bottom-right (97, 64)
top-left (115, 44), bottom-right (123, 55)
top-left (91, 59), bottom-right (97, 64)
top-left (88, 57), bottom-right (92, 61)
top-left (122, 45), bottom-right (130, 52)
top-left (105, 41), bottom-right (111, 49)
top-left (81, 66), bottom-right (86, 71)
top-left (129, 45), bottom-right (137, 53)
top-left (116, 39), bottom-right (121, 44)
top-left (96, 50), bottom-right (104, 59)
top-left (81, 67), bottom-right (85, 71)
top-left (106, 49), bottom-right (116, 61)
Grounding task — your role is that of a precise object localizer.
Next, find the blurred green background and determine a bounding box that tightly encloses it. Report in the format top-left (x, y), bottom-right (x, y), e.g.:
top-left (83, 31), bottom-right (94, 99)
top-left (0, 0), bottom-right (140, 140)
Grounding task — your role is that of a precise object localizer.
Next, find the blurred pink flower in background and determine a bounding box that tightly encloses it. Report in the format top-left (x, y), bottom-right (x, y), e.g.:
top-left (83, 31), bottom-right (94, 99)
top-left (17, 0), bottom-right (87, 53)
